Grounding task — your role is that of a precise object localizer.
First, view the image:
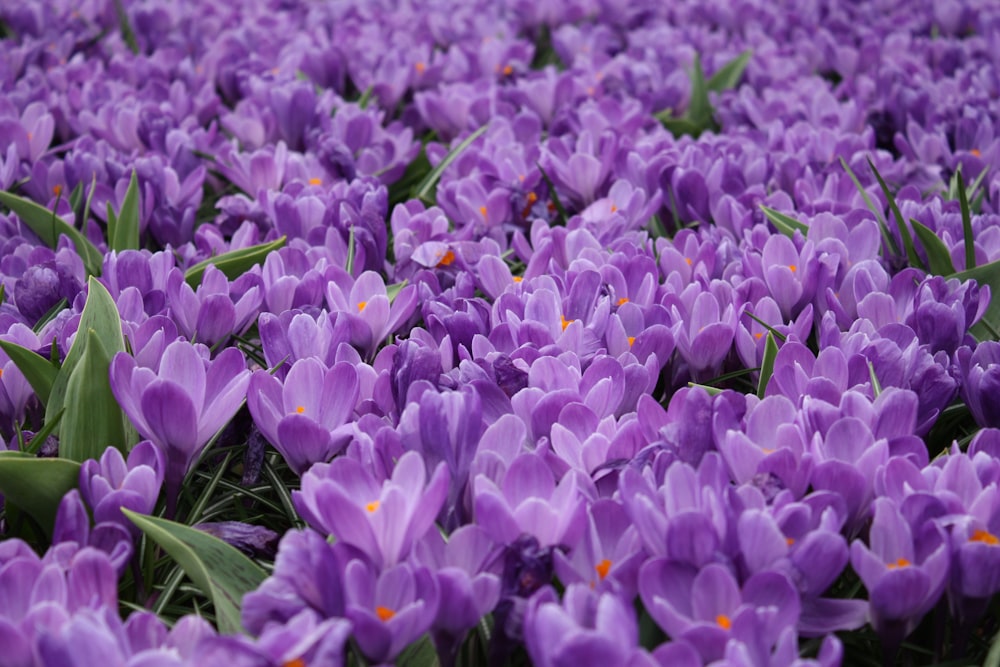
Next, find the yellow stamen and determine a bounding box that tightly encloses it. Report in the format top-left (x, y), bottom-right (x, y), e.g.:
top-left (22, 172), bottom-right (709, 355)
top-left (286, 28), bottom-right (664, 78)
top-left (512, 276), bottom-right (523, 283)
top-left (479, 206), bottom-right (488, 219)
top-left (595, 559), bottom-right (612, 580)
top-left (415, 62), bottom-right (426, 74)
top-left (627, 336), bottom-right (635, 347)
top-left (366, 500), bottom-right (380, 513)
top-left (437, 249), bottom-right (456, 267)
top-left (375, 606), bottom-right (395, 621)
top-left (887, 557), bottom-right (911, 569)
top-left (971, 148), bottom-right (982, 157)
top-left (617, 297), bottom-right (629, 305)
top-left (295, 406), bottom-right (305, 414)
top-left (789, 264), bottom-right (797, 273)
top-left (357, 301), bottom-right (367, 312)
top-left (561, 315), bottom-right (572, 331)
top-left (283, 659), bottom-right (306, 667)
top-left (971, 529), bottom-right (999, 545)
top-left (716, 614), bottom-right (732, 630)
top-left (308, 177), bottom-right (322, 186)
top-left (754, 332), bottom-right (763, 339)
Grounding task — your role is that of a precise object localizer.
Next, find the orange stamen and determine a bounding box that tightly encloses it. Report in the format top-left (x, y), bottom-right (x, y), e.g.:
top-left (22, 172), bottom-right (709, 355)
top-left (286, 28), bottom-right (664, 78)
top-left (437, 249), bottom-right (456, 267)
top-left (366, 500), bottom-right (380, 513)
top-left (308, 177), bottom-right (322, 186)
top-left (610, 204), bottom-right (617, 213)
top-left (971, 529), bottom-right (999, 545)
top-left (479, 206), bottom-right (488, 219)
top-left (375, 606), bottom-right (395, 621)
top-left (560, 315), bottom-right (572, 331)
top-left (685, 257), bottom-right (692, 266)
top-left (295, 406), bottom-right (305, 414)
top-left (786, 537), bottom-right (795, 546)
top-left (512, 276), bottom-right (523, 283)
top-left (617, 297), bottom-right (629, 306)
top-left (887, 557), bottom-right (911, 569)
top-left (971, 148), bottom-right (982, 157)
top-left (716, 614), bottom-right (732, 630)
top-left (788, 264), bottom-right (797, 273)
top-left (594, 559), bottom-right (612, 580)
top-left (502, 64), bottom-right (513, 76)
top-left (283, 659), bottom-right (306, 667)
top-left (357, 301), bottom-right (367, 312)
top-left (627, 336), bottom-right (635, 346)
top-left (415, 62), bottom-right (426, 74)
top-left (53, 184), bottom-right (63, 196)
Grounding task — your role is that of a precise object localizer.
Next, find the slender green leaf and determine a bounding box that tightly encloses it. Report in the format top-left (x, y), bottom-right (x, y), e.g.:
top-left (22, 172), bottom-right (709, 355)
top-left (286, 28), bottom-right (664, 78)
top-left (112, 0), bottom-right (139, 54)
top-left (81, 173), bottom-right (97, 233)
top-left (68, 180), bottom-right (84, 214)
top-left (123, 509), bottom-right (268, 635)
top-left (986, 619), bottom-right (1000, 667)
top-left (109, 170), bottom-right (141, 252)
top-left (744, 311), bottom-right (788, 342)
top-left (0, 340), bottom-right (58, 406)
top-left (953, 258), bottom-right (1000, 341)
top-left (759, 205), bottom-right (808, 238)
top-left (32, 297), bottom-right (68, 334)
top-left (686, 53), bottom-right (712, 130)
top-left (357, 85), bottom-right (374, 109)
top-left (910, 219), bottom-right (956, 276)
top-left (867, 157), bottom-right (924, 271)
top-left (536, 163), bottom-right (568, 226)
top-left (0, 283), bottom-right (5, 304)
top-left (0, 190), bottom-right (103, 276)
top-left (413, 124), bottom-right (489, 204)
top-left (868, 360), bottom-right (882, 398)
top-left (707, 50), bottom-right (752, 92)
top-left (24, 408), bottom-right (63, 456)
top-left (397, 635), bottom-right (441, 667)
top-left (0, 452), bottom-right (80, 538)
top-left (345, 227), bottom-right (356, 275)
top-left (184, 236), bottom-right (287, 287)
top-left (956, 167), bottom-right (976, 270)
top-left (386, 280), bottom-right (409, 304)
top-left (45, 277), bottom-right (125, 431)
top-left (687, 382), bottom-right (724, 396)
top-left (757, 332), bottom-right (779, 398)
top-left (60, 329), bottom-right (128, 461)
top-left (655, 113), bottom-right (703, 139)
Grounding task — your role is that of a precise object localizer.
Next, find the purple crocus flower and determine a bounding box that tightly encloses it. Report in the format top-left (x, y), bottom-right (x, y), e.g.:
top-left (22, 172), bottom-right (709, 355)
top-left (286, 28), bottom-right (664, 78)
top-left (850, 497), bottom-right (949, 654)
top-left (246, 358), bottom-right (360, 476)
top-left (165, 265), bottom-right (263, 349)
top-left (956, 342), bottom-right (1000, 429)
top-left (79, 441), bottom-right (165, 538)
top-left (344, 558), bottom-right (440, 665)
top-left (325, 270), bottom-right (418, 358)
top-left (109, 340), bottom-right (251, 515)
top-left (524, 584), bottom-right (655, 667)
top-left (293, 450), bottom-right (449, 569)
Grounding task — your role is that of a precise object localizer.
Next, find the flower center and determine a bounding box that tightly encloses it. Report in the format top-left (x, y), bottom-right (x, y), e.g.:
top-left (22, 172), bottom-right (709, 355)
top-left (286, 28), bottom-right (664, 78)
top-left (308, 177), bottom-right (322, 186)
top-left (971, 529), bottom-right (999, 545)
top-left (617, 297), bottom-right (629, 305)
top-left (594, 559), bottom-right (612, 580)
top-left (366, 500), bottom-right (380, 513)
top-left (479, 206), bottom-right (488, 219)
top-left (376, 606), bottom-right (395, 621)
top-left (296, 406), bottom-right (305, 414)
top-left (437, 250), bottom-right (456, 267)
top-left (560, 315), bottom-right (573, 331)
top-left (971, 148), bottom-right (982, 157)
top-left (357, 301), bottom-right (367, 312)
top-left (513, 276), bottom-right (523, 283)
top-left (886, 557), bottom-right (911, 569)
top-left (788, 264), bottom-right (797, 273)
top-left (283, 659), bottom-right (306, 667)
top-left (627, 336), bottom-right (635, 346)
top-left (716, 614), bottom-right (732, 630)
top-left (415, 62), bottom-right (426, 74)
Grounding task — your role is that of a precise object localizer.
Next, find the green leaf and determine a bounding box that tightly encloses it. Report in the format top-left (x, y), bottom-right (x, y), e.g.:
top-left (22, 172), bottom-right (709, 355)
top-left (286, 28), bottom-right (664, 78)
top-left (707, 50), bottom-right (752, 93)
top-left (910, 219), bottom-right (956, 276)
top-left (0, 452), bottom-right (80, 538)
top-left (59, 329), bottom-right (128, 462)
top-left (868, 360), bottom-right (882, 398)
top-left (112, 0), bottom-right (139, 54)
top-left (184, 236), bottom-right (287, 287)
top-left (654, 112), bottom-right (703, 139)
top-left (397, 635), bottom-right (441, 667)
top-left (24, 408), bottom-right (63, 456)
top-left (345, 227), bottom-right (356, 275)
top-left (109, 170), bottom-right (141, 252)
top-left (759, 205), bottom-right (808, 238)
top-left (686, 53), bottom-right (713, 131)
top-left (757, 332), bottom-right (779, 398)
top-left (986, 619), bottom-right (1000, 667)
top-left (413, 124), bottom-right (489, 204)
top-left (867, 157), bottom-right (924, 271)
top-left (0, 340), bottom-right (58, 406)
top-left (387, 280), bottom-right (409, 304)
top-left (357, 85), bottom-right (374, 110)
top-left (686, 382), bottom-right (724, 396)
top-left (744, 311), bottom-right (788, 342)
top-left (123, 509), bottom-right (268, 635)
top-left (0, 190), bottom-right (103, 276)
top-left (956, 166), bottom-right (976, 271)
top-left (46, 277), bottom-right (126, 432)
top-left (32, 297), bottom-right (68, 334)
top-left (953, 258), bottom-right (1000, 341)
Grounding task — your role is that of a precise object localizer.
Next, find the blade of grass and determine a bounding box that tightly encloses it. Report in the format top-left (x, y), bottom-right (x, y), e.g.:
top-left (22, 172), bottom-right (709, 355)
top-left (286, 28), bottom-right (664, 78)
top-left (413, 124), bottom-right (488, 204)
top-left (956, 166), bottom-right (976, 270)
top-left (867, 157), bottom-right (924, 271)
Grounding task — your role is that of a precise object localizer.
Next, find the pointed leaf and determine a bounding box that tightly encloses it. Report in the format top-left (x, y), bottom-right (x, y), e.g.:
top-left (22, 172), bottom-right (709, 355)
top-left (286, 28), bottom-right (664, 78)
top-left (112, 0), bottom-right (139, 54)
top-left (109, 170), bottom-right (140, 252)
top-left (868, 360), bottom-right (882, 398)
top-left (757, 332), bottom-right (779, 398)
top-left (123, 509), bottom-right (268, 635)
top-left (24, 408), bottom-right (63, 456)
top-left (184, 236), bottom-right (287, 287)
top-left (387, 280), bottom-right (409, 304)
top-left (0, 190), bottom-right (103, 276)
top-left (345, 226), bottom-right (356, 275)
top-left (707, 50), bottom-right (752, 92)
top-left (0, 340), bottom-right (58, 406)
top-left (413, 124), bottom-right (489, 204)
top-left (397, 635), bottom-right (441, 667)
top-left (655, 112), bottom-right (703, 139)
top-left (839, 157), bottom-right (898, 257)
top-left (956, 167), bottom-right (976, 271)
top-left (867, 158), bottom-right (924, 271)
top-left (46, 278), bottom-right (126, 431)
top-left (759, 205), bottom-right (808, 238)
top-left (60, 329), bottom-right (128, 462)
top-left (32, 297), bottom-right (68, 334)
top-left (911, 219), bottom-right (956, 276)
top-left (687, 382), bottom-right (724, 396)
top-left (686, 53), bottom-right (713, 130)
top-left (0, 452), bottom-right (80, 538)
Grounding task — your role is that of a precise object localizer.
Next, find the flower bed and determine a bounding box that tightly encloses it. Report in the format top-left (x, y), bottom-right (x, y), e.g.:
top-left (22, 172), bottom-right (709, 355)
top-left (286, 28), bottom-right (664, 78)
top-left (1, 1), bottom-right (1000, 665)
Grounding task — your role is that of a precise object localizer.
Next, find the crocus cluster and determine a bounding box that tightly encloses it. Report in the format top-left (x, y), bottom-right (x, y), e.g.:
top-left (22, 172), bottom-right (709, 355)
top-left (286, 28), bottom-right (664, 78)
top-left (2, 0), bottom-right (1000, 665)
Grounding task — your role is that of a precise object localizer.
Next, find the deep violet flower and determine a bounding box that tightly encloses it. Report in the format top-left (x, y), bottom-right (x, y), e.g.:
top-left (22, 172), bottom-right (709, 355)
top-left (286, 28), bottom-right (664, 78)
top-left (956, 342), bottom-right (1000, 429)
top-left (109, 340), bottom-right (251, 514)
top-left (293, 450), bottom-right (449, 569)
top-left (78, 441), bottom-right (165, 538)
top-left (246, 358), bottom-right (360, 476)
